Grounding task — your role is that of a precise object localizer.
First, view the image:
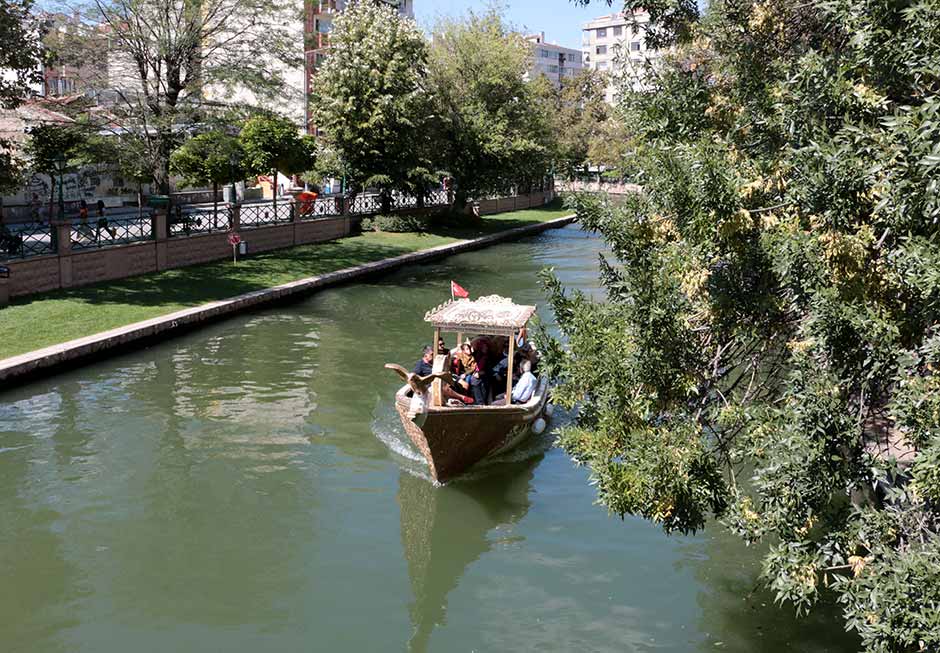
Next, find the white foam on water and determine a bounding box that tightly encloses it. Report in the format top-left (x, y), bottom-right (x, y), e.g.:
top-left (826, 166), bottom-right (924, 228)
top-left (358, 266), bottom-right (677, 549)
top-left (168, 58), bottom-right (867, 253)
top-left (371, 400), bottom-right (425, 465)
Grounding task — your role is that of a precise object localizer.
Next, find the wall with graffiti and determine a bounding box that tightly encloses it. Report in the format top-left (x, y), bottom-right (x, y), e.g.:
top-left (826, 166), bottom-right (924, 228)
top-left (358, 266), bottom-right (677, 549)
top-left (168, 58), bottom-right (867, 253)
top-left (1, 165), bottom-right (152, 221)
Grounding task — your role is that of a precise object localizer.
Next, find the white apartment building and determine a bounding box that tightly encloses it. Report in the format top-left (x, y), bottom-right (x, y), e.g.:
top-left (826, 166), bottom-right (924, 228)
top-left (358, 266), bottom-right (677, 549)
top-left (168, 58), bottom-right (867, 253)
top-left (524, 33), bottom-right (584, 87)
top-left (582, 10), bottom-right (659, 104)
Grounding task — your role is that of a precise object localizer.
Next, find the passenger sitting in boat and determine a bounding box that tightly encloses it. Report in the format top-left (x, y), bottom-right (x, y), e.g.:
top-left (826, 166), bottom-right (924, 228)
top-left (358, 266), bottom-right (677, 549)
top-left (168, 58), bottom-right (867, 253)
top-left (455, 342), bottom-right (476, 375)
top-left (465, 368), bottom-right (489, 406)
top-left (490, 352), bottom-right (510, 389)
top-left (511, 359), bottom-right (538, 404)
top-left (414, 345), bottom-right (475, 405)
top-left (437, 338), bottom-right (450, 356)
top-left (413, 345), bottom-right (435, 376)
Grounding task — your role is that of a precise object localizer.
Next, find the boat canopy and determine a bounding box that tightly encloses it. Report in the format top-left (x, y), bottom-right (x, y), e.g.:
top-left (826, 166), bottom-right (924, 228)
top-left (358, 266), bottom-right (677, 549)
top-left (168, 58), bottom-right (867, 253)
top-left (424, 295), bottom-right (536, 337)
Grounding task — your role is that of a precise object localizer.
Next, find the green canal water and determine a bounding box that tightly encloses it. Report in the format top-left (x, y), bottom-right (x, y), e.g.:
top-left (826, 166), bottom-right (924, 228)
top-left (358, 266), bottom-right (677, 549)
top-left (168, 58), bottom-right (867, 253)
top-left (0, 225), bottom-right (859, 652)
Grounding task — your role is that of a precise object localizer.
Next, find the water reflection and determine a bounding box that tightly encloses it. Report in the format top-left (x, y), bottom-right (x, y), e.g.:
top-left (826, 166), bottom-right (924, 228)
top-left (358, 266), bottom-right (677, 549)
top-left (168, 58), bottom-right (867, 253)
top-left (684, 532), bottom-right (860, 652)
top-left (398, 457), bottom-right (539, 653)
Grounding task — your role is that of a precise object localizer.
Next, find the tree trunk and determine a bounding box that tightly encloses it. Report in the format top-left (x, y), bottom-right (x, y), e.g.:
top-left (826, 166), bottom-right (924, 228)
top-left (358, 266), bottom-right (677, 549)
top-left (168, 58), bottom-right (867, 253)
top-left (380, 190), bottom-right (392, 215)
top-left (137, 182), bottom-right (143, 218)
top-left (48, 174), bottom-right (55, 222)
top-left (156, 128), bottom-right (173, 195)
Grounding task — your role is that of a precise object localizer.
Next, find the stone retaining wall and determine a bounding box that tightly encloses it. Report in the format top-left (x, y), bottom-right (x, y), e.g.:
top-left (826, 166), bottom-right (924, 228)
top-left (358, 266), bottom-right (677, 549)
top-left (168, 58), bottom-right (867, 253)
top-left (3, 191), bottom-right (554, 298)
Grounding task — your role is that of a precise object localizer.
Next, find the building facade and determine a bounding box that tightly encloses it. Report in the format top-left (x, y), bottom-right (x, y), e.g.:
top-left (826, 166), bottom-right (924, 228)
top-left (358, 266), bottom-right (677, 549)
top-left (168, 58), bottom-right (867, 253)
top-left (37, 12), bottom-right (107, 99)
top-left (304, 0), bottom-right (414, 133)
top-left (582, 10), bottom-right (659, 104)
top-left (524, 33), bottom-right (584, 87)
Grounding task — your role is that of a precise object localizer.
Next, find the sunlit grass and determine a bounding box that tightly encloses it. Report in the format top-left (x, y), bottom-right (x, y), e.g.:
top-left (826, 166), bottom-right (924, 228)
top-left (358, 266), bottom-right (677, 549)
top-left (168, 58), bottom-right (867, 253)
top-left (0, 201), bottom-right (571, 360)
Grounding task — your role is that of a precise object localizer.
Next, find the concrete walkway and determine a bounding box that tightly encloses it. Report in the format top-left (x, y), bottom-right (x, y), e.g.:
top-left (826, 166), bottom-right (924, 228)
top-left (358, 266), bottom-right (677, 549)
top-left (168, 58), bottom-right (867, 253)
top-left (0, 214), bottom-right (576, 385)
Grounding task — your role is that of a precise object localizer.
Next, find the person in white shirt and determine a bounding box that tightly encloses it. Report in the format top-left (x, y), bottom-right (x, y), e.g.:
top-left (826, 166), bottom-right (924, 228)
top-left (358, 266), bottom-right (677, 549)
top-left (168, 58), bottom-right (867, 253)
top-left (511, 359), bottom-right (537, 404)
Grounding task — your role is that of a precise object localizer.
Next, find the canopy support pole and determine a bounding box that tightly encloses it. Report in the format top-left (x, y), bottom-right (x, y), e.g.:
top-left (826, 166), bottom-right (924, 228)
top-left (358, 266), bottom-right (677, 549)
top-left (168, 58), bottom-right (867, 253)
top-left (505, 331), bottom-right (515, 406)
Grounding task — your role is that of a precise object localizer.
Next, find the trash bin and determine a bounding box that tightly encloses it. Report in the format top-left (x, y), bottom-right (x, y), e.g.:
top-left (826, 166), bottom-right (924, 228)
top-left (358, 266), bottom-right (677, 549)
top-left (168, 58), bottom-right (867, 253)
top-left (0, 265), bottom-right (10, 308)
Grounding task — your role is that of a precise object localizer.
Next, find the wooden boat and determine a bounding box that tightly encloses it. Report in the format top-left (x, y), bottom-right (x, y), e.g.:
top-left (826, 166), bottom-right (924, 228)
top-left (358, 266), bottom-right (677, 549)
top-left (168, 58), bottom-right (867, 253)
top-left (386, 295), bottom-right (551, 483)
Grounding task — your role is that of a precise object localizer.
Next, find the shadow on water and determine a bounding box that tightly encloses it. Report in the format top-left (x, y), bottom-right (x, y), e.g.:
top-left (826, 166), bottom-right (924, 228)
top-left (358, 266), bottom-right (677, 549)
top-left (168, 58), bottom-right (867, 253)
top-left (685, 531), bottom-right (862, 652)
top-left (397, 455), bottom-right (541, 653)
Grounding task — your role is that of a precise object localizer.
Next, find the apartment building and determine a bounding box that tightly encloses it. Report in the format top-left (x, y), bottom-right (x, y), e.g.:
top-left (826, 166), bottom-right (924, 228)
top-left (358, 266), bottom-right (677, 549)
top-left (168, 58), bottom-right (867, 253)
top-left (582, 10), bottom-right (659, 104)
top-left (524, 33), bottom-right (584, 87)
top-left (36, 12), bottom-right (107, 99)
top-left (305, 0), bottom-right (414, 133)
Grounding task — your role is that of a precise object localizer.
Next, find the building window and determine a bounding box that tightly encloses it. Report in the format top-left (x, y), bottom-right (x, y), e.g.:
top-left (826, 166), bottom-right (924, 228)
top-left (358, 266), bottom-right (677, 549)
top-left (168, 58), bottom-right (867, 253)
top-left (548, 65), bottom-right (559, 73)
top-left (631, 41), bottom-right (641, 51)
top-left (598, 61), bottom-right (608, 70)
top-left (596, 28), bottom-right (606, 38)
top-left (613, 26), bottom-right (622, 37)
top-left (596, 45), bottom-right (607, 55)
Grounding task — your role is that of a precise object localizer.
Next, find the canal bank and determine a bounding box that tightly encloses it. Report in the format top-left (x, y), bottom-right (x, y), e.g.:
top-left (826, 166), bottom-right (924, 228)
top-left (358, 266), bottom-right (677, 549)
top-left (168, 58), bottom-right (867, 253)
top-left (0, 214), bottom-right (575, 385)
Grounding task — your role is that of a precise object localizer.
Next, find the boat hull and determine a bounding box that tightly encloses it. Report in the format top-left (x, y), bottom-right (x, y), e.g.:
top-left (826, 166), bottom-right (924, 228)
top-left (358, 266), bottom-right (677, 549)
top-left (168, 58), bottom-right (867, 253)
top-left (394, 378), bottom-right (549, 483)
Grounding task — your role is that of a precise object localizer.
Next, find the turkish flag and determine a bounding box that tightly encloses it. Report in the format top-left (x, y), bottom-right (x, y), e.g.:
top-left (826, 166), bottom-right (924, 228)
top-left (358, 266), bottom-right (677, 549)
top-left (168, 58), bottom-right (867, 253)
top-left (451, 281), bottom-right (469, 299)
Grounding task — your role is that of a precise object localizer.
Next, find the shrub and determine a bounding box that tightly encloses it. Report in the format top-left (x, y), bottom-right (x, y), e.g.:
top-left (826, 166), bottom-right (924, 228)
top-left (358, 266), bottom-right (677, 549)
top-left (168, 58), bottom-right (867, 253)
top-left (361, 214), bottom-right (428, 233)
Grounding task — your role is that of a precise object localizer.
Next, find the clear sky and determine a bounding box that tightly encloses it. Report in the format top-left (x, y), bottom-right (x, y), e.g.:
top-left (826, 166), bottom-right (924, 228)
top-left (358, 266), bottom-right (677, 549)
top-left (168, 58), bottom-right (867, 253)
top-left (414, 0), bottom-right (608, 50)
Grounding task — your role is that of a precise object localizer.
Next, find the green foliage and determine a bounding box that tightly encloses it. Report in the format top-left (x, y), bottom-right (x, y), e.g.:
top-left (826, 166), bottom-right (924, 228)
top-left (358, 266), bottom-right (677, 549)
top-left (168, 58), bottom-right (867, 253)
top-left (0, 0), bottom-right (42, 193)
top-left (428, 9), bottom-right (554, 205)
top-left (535, 70), bottom-right (613, 176)
top-left (170, 131), bottom-right (245, 188)
top-left (239, 115), bottom-right (314, 178)
top-left (22, 124), bottom-right (88, 202)
top-left (360, 214), bottom-right (428, 233)
top-left (0, 0), bottom-right (42, 111)
top-left (544, 0), bottom-right (940, 649)
top-left (310, 2), bottom-right (439, 205)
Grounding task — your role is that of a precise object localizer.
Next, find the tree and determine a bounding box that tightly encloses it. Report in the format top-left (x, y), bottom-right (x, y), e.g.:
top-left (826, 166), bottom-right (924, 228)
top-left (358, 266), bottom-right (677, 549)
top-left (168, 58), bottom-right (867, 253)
top-left (310, 1), bottom-right (439, 213)
top-left (170, 131), bottom-right (245, 224)
top-left (428, 9), bottom-right (554, 208)
top-left (0, 0), bottom-right (44, 194)
top-left (239, 114), bottom-right (315, 214)
top-left (545, 0), bottom-right (940, 650)
top-left (59, 0), bottom-right (301, 192)
top-left (535, 70), bottom-right (612, 178)
top-left (22, 123), bottom-right (88, 217)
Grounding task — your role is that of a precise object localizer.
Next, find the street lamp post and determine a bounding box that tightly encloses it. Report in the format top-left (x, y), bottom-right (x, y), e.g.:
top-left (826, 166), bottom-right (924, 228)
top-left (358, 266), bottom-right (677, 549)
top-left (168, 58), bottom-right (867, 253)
top-left (53, 154), bottom-right (67, 221)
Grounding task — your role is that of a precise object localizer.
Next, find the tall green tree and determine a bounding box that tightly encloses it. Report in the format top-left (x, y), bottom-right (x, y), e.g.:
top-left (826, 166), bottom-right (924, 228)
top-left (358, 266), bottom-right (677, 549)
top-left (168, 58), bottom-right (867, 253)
top-left (23, 123), bottom-right (88, 217)
top-left (535, 69), bottom-right (612, 177)
top-left (310, 0), bottom-right (439, 213)
top-left (0, 0), bottom-right (44, 194)
top-left (547, 0), bottom-right (940, 650)
top-left (428, 9), bottom-right (554, 207)
top-left (170, 131), bottom-right (245, 223)
top-left (240, 114), bottom-right (315, 214)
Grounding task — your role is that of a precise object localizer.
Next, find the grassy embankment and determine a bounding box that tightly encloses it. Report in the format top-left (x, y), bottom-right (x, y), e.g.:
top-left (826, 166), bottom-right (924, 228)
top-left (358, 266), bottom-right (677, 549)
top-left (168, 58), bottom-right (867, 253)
top-left (0, 201), bottom-right (571, 360)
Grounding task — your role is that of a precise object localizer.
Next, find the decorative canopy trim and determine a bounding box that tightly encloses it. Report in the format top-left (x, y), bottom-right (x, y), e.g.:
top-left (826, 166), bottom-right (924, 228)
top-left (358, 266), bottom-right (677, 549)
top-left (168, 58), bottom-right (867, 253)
top-left (424, 295), bottom-right (536, 335)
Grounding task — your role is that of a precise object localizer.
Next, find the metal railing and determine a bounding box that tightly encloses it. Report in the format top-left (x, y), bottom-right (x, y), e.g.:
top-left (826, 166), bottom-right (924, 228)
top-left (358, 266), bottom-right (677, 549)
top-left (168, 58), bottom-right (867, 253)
top-left (71, 215), bottom-right (154, 251)
top-left (0, 222), bottom-right (56, 261)
top-left (240, 202), bottom-right (293, 228)
top-left (392, 194), bottom-right (418, 210)
top-left (169, 207), bottom-right (232, 238)
top-left (297, 197), bottom-right (343, 220)
top-left (426, 190), bottom-right (449, 207)
top-left (350, 194), bottom-right (381, 215)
